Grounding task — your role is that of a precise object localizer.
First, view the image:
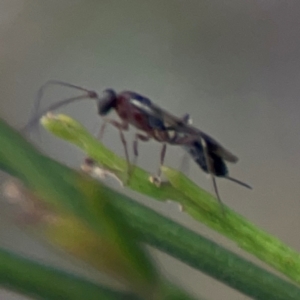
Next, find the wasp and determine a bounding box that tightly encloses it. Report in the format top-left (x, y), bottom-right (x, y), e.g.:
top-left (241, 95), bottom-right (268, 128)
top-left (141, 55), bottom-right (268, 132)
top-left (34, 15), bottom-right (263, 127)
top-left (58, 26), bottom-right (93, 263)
top-left (25, 80), bottom-right (251, 206)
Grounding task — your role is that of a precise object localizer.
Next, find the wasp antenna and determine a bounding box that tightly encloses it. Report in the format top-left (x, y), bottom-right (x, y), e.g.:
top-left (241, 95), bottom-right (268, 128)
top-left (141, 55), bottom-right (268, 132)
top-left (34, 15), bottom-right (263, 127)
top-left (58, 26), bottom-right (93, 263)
top-left (23, 80), bottom-right (100, 134)
top-left (32, 80), bottom-right (95, 120)
top-left (22, 95), bottom-right (92, 134)
top-left (226, 176), bottom-right (252, 189)
top-left (38, 80), bottom-right (94, 94)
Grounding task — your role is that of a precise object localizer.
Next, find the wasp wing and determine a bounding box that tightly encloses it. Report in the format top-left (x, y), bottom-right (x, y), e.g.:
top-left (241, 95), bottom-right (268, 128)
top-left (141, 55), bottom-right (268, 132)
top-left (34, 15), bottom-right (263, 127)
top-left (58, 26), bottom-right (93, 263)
top-left (155, 106), bottom-right (239, 163)
top-left (126, 92), bottom-right (238, 163)
top-left (127, 92), bottom-right (194, 133)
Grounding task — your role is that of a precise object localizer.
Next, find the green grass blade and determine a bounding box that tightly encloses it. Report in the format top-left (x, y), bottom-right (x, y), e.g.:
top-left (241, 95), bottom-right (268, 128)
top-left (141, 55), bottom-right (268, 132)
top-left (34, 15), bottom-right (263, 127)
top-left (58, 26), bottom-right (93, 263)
top-left (163, 167), bottom-right (300, 284)
top-left (0, 248), bottom-right (139, 300)
top-left (1, 117), bottom-right (300, 299)
top-left (0, 118), bottom-right (197, 300)
top-left (0, 120), bottom-right (159, 297)
top-left (40, 114), bottom-right (300, 287)
top-left (110, 190), bottom-right (300, 300)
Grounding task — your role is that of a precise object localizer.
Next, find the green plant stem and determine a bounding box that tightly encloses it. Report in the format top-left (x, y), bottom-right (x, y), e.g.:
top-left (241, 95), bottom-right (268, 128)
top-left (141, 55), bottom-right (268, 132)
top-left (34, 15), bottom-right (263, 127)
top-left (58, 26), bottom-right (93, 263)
top-left (0, 248), bottom-right (139, 300)
top-left (40, 114), bottom-right (300, 286)
top-left (99, 184), bottom-right (300, 300)
top-left (1, 117), bottom-right (300, 299)
top-left (0, 121), bottom-right (197, 299)
top-left (162, 167), bottom-right (300, 285)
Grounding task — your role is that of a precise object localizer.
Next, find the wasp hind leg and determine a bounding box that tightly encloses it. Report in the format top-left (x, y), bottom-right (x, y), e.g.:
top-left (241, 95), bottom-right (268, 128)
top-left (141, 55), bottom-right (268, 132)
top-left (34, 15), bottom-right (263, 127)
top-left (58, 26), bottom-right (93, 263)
top-left (200, 137), bottom-right (226, 215)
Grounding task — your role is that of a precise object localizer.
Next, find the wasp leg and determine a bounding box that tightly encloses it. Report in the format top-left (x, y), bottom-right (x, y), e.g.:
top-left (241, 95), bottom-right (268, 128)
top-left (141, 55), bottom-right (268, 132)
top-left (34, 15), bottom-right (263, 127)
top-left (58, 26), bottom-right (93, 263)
top-left (96, 120), bottom-right (107, 141)
top-left (158, 143), bottom-right (167, 177)
top-left (87, 118), bottom-right (130, 182)
top-left (131, 133), bottom-right (150, 178)
top-left (104, 118), bottom-right (130, 178)
top-left (148, 143), bottom-right (167, 187)
top-left (200, 137), bottom-right (225, 215)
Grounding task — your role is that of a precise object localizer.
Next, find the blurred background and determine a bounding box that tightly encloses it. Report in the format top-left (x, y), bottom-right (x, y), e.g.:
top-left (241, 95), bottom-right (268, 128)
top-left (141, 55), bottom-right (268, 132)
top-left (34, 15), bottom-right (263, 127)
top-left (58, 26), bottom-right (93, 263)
top-left (1, 1), bottom-right (300, 299)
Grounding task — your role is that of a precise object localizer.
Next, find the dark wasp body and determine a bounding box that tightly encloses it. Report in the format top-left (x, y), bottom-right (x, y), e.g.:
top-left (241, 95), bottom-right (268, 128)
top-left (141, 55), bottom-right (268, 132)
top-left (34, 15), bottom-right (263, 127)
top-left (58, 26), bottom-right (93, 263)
top-left (25, 80), bottom-right (251, 206)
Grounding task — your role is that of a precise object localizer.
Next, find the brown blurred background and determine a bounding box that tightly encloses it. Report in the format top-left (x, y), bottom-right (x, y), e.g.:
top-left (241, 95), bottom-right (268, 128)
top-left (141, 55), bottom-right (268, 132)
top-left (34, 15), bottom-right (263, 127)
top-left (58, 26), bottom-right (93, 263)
top-left (1, 1), bottom-right (300, 299)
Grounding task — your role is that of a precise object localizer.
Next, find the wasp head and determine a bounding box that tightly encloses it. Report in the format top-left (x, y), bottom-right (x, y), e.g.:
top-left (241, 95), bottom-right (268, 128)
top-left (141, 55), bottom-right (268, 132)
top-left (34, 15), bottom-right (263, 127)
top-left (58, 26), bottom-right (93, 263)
top-left (97, 89), bottom-right (117, 115)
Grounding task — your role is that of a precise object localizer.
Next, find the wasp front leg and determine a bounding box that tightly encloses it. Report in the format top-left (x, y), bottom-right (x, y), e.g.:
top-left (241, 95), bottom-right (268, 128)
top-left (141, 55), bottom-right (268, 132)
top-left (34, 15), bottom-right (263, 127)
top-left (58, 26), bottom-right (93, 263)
top-left (98, 117), bottom-right (129, 156)
top-left (84, 118), bottom-right (131, 182)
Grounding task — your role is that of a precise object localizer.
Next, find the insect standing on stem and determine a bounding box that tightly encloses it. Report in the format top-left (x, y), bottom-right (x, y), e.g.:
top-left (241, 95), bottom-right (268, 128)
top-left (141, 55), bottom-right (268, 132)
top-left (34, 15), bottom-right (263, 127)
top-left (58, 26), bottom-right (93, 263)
top-left (24, 80), bottom-right (251, 209)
